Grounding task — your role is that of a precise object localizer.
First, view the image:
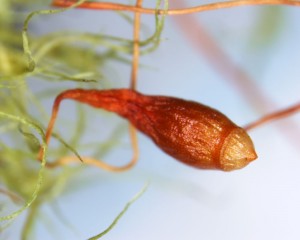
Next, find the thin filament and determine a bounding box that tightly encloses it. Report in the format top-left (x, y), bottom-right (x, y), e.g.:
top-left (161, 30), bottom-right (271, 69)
top-left (52, 0), bottom-right (300, 15)
top-left (0, 188), bottom-right (23, 204)
top-left (39, 95), bottom-right (138, 172)
top-left (39, 1), bottom-right (146, 172)
top-left (43, 126), bottom-right (138, 171)
top-left (244, 102), bottom-right (300, 131)
top-left (130, 0), bottom-right (142, 89)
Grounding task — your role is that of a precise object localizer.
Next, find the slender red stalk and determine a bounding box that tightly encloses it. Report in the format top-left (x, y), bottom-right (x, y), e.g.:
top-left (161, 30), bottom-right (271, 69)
top-left (244, 102), bottom-right (300, 131)
top-left (52, 0), bottom-right (300, 15)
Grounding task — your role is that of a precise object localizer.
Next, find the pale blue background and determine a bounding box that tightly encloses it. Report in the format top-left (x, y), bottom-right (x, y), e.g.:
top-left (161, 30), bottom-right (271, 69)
top-left (7, 1), bottom-right (300, 240)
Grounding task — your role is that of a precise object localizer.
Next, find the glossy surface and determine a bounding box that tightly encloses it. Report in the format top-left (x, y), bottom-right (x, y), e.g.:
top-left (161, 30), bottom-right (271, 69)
top-left (55, 88), bottom-right (257, 171)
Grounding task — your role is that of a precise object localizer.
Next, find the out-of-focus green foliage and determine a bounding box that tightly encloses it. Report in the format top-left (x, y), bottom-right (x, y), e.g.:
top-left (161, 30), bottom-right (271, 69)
top-left (249, 7), bottom-right (285, 48)
top-left (0, 0), bottom-right (166, 239)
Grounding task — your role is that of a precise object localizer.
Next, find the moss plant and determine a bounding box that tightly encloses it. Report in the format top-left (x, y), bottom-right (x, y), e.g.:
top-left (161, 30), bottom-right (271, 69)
top-left (1, 0), bottom-right (298, 239)
top-left (0, 0), bottom-right (167, 238)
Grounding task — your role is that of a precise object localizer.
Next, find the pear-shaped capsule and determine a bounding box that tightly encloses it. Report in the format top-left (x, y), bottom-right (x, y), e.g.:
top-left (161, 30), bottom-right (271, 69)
top-left (49, 88), bottom-right (257, 171)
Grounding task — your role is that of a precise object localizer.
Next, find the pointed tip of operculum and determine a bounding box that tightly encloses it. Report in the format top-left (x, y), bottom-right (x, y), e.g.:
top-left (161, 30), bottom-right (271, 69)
top-left (219, 128), bottom-right (257, 171)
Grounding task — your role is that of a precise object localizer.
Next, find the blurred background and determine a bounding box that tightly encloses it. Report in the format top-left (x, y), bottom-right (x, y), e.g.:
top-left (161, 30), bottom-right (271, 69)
top-left (1, 1), bottom-right (300, 239)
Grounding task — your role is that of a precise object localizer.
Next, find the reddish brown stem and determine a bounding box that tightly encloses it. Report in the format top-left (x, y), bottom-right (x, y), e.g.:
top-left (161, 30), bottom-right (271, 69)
top-left (244, 102), bottom-right (300, 131)
top-left (52, 0), bottom-right (300, 15)
top-left (39, 89), bottom-right (140, 171)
